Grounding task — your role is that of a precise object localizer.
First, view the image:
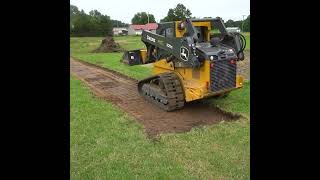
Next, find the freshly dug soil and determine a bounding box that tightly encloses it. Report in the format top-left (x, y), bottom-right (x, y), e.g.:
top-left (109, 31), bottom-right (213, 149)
top-left (70, 58), bottom-right (241, 137)
top-left (91, 36), bottom-right (123, 53)
top-left (236, 50), bottom-right (250, 80)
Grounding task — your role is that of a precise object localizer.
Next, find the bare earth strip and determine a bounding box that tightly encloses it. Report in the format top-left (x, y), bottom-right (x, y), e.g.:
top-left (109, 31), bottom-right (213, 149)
top-left (70, 58), bottom-right (240, 136)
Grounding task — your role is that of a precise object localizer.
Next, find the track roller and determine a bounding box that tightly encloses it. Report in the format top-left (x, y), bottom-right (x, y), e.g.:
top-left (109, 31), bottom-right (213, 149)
top-left (138, 72), bottom-right (185, 111)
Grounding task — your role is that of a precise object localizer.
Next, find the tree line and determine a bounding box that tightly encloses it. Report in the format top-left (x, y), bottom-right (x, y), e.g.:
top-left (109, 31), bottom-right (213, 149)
top-left (224, 16), bottom-right (250, 32)
top-left (70, 4), bottom-right (250, 37)
top-left (70, 5), bottom-right (128, 37)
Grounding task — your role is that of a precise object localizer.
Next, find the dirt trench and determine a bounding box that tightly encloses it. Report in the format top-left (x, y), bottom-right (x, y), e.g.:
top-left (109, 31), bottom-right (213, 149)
top-left (70, 58), bottom-right (241, 136)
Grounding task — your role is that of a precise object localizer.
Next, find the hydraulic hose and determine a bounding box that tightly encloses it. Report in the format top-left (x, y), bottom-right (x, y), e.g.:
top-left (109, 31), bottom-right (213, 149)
top-left (234, 32), bottom-right (246, 54)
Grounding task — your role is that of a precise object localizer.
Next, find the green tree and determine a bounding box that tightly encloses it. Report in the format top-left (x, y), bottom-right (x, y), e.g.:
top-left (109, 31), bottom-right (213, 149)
top-left (70, 5), bottom-right (113, 37)
top-left (243, 15), bottom-right (250, 32)
top-left (88, 10), bottom-right (113, 36)
top-left (99, 15), bottom-right (113, 36)
top-left (111, 20), bottom-right (128, 27)
top-left (224, 19), bottom-right (244, 29)
top-left (161, 3), bottom-right (192, 22)
top-left (131, 12), bottom-right (156, 24)
top-left (225, 19), bottom-right (235, 27)
top-left (89, 10), bottom-right (102, 19)
top-left (70, 5), bottom-right (80, 33)
top-left (72, 10), bottom-right (94, 36)
top-left (70, 5), bottom-right (124, 36)
top-left (70, 5), bottom-right (79, 17)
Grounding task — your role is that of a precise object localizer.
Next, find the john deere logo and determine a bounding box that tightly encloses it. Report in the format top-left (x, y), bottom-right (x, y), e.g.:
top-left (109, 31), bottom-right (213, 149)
top-left (180, 47), bottom-right (189, 61)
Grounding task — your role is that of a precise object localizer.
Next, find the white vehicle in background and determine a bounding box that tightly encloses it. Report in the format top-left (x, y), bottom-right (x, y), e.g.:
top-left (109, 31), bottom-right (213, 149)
top-left (226, 27), bottom-right (241, 33)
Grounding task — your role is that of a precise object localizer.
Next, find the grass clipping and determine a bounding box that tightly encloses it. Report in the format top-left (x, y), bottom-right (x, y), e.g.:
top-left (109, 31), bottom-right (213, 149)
top-left (91, 36), bottom-right (124, 53)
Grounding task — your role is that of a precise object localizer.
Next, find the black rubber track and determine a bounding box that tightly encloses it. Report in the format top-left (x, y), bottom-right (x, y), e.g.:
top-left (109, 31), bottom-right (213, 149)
top-left (138, 72), bottom-right (185, 111)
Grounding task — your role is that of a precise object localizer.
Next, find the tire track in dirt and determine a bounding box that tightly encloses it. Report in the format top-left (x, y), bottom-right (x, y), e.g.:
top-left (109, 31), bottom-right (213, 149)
top-left (70, 58), bottom-right (241, 136)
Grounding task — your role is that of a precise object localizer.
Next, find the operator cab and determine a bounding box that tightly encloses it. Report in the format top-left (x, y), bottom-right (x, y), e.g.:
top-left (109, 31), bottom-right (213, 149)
top-left (154, 18), bottom-right (246, 62)
top-left (194, 26), bottom-right (207, 43)
top-left (190, 18), bottom-right (246, 61)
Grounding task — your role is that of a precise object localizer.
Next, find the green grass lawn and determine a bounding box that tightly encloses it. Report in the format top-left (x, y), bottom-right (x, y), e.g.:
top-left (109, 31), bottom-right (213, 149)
top-left (71, 75), bottom-right (249, 179)
top-left (243, 32), bottom-right (250, 50)
top-left (70, 35), bottom-right (250, 179)
top-left (71, 36), bottom-right (151, 80)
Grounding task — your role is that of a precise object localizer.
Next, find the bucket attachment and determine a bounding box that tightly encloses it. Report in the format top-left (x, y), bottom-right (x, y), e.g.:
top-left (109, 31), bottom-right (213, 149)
top-left (121, 49), bottom-right (147, 66)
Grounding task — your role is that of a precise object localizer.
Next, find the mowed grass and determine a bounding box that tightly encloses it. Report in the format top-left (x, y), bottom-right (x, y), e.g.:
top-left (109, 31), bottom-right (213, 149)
top-left (70, 36), bottom-right (150, 80)
top-left (242, 32), bottom-right (250, 50)
top-left (70, 75), bottom-right (249, 179)
top-left (203, 81), bottom-right (250, 117)
top-left (70, 35), bottom-right (250, 179)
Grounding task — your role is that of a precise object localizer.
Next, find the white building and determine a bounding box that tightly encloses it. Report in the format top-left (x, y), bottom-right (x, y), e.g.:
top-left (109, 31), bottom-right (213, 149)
top-left (226, 27), bottom-right (241, 33)
top-left (112, 27), bottom-right (128, 36)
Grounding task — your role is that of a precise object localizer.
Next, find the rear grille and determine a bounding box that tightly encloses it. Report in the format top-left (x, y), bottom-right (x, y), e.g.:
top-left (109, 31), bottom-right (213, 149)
top-left (210, 60), bottom-right (236, 92)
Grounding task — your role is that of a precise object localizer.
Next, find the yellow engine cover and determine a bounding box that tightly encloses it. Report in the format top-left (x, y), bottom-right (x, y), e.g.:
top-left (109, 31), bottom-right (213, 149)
top-left (153, 59), bottom-right (243, 102)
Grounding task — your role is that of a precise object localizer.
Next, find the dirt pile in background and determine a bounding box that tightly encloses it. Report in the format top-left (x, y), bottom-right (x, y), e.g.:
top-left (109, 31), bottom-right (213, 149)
top-left (91, 36), bottom-right (123, 53)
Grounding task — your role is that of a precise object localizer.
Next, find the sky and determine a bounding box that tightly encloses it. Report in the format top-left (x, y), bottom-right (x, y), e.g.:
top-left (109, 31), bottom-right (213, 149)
top-left (70, 0), bottom-right (250, 24)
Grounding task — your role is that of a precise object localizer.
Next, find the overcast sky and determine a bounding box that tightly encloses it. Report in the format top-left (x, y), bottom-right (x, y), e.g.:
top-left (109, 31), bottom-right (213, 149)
top-left (70, 0), bottom-right (250, 24)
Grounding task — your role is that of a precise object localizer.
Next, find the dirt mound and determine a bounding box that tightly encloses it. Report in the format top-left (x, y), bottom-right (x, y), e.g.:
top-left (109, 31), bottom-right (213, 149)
top-left (237, 50), bottom-right (250, 80)
top-left (70, 58), bottom-right (242, 137)
top-left (91, 36), bottom-right (123, 53)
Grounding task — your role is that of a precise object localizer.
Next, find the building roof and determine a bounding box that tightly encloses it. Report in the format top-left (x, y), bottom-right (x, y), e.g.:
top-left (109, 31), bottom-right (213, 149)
top-left (130, 23), bottom-right (158, 30)
top-left (145, 23), bottom-right (158, 30)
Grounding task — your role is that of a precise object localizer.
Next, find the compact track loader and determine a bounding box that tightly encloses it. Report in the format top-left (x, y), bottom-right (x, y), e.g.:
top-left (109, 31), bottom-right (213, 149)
top-left (122, 18), bottom-right (246, 111)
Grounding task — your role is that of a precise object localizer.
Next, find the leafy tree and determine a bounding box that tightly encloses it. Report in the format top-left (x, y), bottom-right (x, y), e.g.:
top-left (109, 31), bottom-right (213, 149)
top-left (161, 3), bottom-right (192, 22)
top-left (243, 15), bottom-right (250, 32)
top-left (88, 10), bottom-right (113, 36)
top-left (234, 21), bottom-right (242, 28)
top-left (224, 15), bottom-right (250, 32)
top-left (70, 5), bottom-right (80, 17)
top-left (89, 10), bottom-right (102, 19)
top-left (98, 15), bottom-right (113, 36)
top-left (224, 19), bottom-right (242, 28)
top-left (112, 20), bottom-right (128, 27)
top-left (72, 10), bottom-right (94, 36)
top-left (131, 12), bottom-right (155, 24)
top-left (70, 5), bottom-right (127, 36)
top-left (225, 19), bottom-right (235, 27)
top-left (70, 5), bottom-right (80, 33)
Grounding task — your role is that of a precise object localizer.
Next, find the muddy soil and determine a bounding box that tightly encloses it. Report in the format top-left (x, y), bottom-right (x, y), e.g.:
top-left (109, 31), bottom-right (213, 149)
top-left (70, 58), bottom-right (241, 137)
top-left (237, 50), bottom-right (250, 80)
top-left (91, 36), bottom-right (123, 53)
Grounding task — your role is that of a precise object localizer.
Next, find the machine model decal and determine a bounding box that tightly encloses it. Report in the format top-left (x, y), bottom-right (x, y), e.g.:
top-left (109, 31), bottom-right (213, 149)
top-left (180, 47), bottom-right (189, 61)
top-left (146, 35), bottom-right (156, 42)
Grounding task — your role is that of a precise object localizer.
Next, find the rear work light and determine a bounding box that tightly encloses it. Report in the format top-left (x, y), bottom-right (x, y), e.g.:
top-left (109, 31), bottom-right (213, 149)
top-left (230, 59), bottom-right (236, 64)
